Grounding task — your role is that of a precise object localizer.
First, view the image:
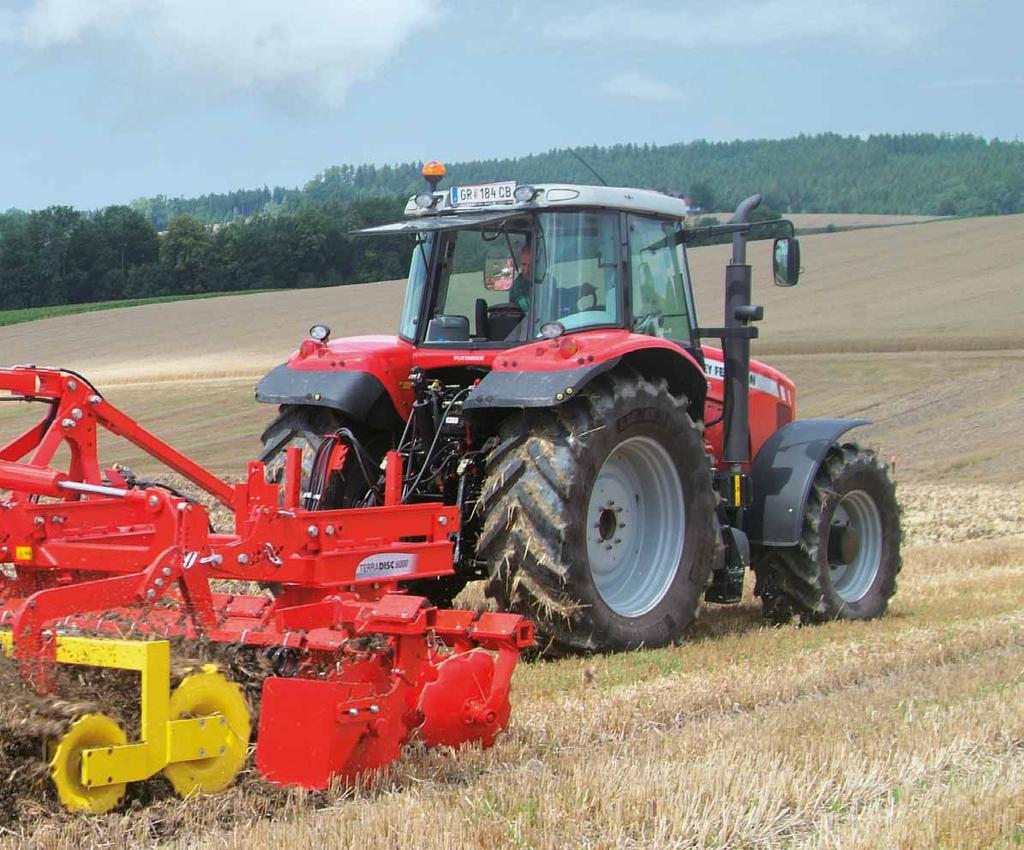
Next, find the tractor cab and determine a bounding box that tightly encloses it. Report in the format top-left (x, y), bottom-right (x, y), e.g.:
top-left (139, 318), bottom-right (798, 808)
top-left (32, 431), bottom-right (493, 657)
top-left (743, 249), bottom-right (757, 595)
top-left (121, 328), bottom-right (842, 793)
top-left (356, 166), bottom-right (698, 353)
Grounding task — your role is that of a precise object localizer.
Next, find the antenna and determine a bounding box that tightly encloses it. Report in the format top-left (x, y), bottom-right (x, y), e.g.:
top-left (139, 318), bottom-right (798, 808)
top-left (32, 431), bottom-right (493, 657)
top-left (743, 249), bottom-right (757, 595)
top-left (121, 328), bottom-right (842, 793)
top-left (569, 149), bottom-right (608, 186)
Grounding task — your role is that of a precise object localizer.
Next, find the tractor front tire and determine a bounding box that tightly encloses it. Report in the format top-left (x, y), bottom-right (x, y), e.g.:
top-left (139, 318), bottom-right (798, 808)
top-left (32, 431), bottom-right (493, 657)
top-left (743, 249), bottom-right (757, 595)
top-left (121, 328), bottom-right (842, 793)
top-left (754, 443), bottom-right (901, 624)
top-left (260, 405), bottom-right (340, 487)
top-left (259, 405), bottom-right (377, 508)
top-left (259, 405), bottom-right (466, 605)
top-left (477, 370), bottom-right (718, 653)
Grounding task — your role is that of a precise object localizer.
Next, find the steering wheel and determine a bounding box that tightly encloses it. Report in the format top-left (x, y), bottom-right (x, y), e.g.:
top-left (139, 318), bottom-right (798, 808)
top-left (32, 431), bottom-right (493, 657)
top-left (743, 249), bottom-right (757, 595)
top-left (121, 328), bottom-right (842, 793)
top-left (633, 310), bottom-right (664, 336)
top-left (559, 282), bottom-right (598, 316)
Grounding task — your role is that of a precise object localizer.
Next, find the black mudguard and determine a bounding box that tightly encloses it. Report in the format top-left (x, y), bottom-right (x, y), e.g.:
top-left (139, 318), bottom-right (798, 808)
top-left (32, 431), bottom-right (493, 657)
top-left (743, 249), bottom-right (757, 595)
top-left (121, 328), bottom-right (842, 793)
top-left (255, 363), bottom-right (400, 430)
top-left (746, 418), bottom-right (869, 546)
top-left (462, 359), bottom-right (619, 410)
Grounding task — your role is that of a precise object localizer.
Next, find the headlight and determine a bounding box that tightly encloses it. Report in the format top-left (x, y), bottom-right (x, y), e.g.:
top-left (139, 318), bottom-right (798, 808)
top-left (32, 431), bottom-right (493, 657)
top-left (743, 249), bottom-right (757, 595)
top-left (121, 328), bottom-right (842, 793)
top-left (539, 322), bottom-right (565, 339)
top-left (414, 192), bottom-right (437, 209)
top-left (514, 185), bottom-right (539, 203)
top-left (309, 324), bottom-right (331, 342)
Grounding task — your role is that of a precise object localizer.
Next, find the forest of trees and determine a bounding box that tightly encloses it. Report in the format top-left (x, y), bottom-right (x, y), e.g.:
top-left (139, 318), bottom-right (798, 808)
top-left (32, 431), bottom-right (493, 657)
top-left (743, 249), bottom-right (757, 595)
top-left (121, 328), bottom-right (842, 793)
top-left (1, 133), bottom-right (1021, 312)
top-left (0, 198), bottom-right (407, 311)
top-left (127, 133), bottom-right (1024, 228)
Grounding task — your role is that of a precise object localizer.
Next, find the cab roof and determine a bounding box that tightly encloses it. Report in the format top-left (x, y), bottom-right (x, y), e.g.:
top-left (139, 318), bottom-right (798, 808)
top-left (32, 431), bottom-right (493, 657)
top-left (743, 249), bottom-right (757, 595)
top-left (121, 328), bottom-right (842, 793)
top-left (404, 183), bottom-right (691, 220)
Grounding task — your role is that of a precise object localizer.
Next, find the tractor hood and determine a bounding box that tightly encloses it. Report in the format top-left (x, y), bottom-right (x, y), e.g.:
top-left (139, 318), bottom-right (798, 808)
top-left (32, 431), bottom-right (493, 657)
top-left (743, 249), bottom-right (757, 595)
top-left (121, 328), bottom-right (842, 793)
top-left (283, 335), bottom-right (415, 374)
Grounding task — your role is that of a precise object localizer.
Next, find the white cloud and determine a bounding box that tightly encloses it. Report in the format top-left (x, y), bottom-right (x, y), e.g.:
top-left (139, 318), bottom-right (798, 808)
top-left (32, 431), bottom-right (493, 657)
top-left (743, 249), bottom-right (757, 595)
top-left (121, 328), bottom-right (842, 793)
top-left (604, 71), bottom-right (685, 102)
top-left (0, 0), bottom-right (440, 107)
top-left (552, 0), bottom-right (941, 52)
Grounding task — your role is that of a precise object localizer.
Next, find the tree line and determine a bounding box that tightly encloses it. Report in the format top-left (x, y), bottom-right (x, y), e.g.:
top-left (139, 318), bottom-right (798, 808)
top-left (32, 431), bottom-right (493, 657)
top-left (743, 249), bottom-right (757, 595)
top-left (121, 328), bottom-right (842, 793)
top-left (2, 132), bottom-right (1022, 312)
top-left (124, 133), bottom-right (1024, 228)
top-left (0, 198), bottom-right (408, 311)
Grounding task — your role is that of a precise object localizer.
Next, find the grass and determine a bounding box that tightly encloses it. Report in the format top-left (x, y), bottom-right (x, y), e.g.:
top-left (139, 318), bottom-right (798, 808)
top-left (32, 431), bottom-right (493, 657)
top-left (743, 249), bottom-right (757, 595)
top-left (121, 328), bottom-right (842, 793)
top-left (0, 289), bottom-right (276, 328)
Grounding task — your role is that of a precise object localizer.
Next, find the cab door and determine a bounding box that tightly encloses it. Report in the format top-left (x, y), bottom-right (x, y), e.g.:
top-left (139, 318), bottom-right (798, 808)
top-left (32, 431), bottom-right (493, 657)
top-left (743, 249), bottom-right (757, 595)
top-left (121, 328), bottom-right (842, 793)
top-left (626, 215), bottom-right (696, 346)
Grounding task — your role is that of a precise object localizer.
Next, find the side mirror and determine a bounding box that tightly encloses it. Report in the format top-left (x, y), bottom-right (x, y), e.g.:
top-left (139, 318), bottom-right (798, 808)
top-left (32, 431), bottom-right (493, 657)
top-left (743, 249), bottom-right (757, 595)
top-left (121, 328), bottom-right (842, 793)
top-left (772, 237), bottom-right (800, 287)
top-left (483, 248), bottom-right (514, 291)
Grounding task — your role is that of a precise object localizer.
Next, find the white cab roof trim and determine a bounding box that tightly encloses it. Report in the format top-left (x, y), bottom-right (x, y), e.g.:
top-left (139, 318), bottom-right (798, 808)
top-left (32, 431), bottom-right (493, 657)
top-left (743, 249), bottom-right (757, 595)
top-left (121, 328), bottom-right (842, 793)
top-left (404, 184), bottom-right (690, 220)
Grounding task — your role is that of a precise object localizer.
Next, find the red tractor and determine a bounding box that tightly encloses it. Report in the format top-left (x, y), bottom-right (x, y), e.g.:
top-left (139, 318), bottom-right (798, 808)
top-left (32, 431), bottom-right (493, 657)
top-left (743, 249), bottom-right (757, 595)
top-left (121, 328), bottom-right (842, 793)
top-left (257, 163), bottom-right (902, 653)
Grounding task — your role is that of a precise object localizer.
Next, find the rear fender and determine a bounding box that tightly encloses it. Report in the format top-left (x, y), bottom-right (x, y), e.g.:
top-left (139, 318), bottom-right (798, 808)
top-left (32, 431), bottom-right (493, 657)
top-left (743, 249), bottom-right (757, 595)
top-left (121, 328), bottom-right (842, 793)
top-left (462, 358), bottom-right (619, 409)
top-left (746, 418), bottom-right (869, 546)
top-left (462, 331), bottom-right (706, 413)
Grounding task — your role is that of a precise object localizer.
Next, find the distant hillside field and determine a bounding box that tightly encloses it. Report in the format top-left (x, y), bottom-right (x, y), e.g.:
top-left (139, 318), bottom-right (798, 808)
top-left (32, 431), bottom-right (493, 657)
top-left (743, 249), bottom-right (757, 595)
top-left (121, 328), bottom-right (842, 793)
top-left (1, 214), bottom-right (1018, 377)
top-left (1, 213), bottom-right (1022, 482)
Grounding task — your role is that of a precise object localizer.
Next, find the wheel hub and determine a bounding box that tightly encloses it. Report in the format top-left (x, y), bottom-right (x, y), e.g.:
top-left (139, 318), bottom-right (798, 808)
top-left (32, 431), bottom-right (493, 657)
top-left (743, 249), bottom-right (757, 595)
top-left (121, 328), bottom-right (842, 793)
top-left (828, 523), bottom-right (861, 565)
top-left (596, 506), bottom-right (620, 543)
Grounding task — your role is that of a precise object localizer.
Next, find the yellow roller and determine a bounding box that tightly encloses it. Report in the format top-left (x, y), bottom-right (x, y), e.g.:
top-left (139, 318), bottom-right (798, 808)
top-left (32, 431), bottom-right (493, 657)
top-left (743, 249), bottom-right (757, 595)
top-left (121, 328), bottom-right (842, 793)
top-left (162, 665), bottom-right (250, 797)
top-left (49, 714), bottom-right (128, 814)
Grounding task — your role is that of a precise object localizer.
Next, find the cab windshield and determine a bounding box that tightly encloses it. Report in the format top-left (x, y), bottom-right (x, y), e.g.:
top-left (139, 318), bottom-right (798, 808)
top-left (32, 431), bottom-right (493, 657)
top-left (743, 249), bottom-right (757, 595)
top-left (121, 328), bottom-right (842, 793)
top-left (400, 210), bottom-right (626, 345)
top-left (424, 223), bottom-right (533, 344)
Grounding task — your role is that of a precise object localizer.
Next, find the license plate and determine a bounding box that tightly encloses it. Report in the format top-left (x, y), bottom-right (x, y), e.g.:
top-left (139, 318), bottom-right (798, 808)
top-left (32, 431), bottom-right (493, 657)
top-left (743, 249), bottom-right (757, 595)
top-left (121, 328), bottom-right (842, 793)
top-left (450, 181), bottom-right (516, 206)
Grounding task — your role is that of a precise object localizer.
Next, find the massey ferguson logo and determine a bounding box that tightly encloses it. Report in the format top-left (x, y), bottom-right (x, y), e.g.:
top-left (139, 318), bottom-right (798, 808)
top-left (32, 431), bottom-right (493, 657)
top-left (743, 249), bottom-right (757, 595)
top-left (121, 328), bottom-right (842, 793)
top-left (703, 358), bottom-right (781, 399)
top-left (355, 552), bottom-right (417, 579)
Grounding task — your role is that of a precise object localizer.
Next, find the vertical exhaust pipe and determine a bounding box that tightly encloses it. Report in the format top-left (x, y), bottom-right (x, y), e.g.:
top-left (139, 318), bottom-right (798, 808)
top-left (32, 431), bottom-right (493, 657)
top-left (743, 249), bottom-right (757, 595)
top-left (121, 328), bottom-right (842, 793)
top-left (722, 194), bottom-right (761, 467)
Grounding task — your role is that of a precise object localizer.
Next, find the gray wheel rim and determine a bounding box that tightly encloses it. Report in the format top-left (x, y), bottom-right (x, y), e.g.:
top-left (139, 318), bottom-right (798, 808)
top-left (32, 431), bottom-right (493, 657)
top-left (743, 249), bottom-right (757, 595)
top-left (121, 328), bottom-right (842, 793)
top-left (828, 489), bottom-right (883, 603)
top-left (586, 436), bottom-right (684, 617)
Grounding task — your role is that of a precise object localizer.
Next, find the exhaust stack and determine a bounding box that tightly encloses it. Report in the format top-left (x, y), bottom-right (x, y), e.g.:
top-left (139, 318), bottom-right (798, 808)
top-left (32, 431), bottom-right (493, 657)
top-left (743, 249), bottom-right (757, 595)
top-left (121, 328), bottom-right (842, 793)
top-left (722, 194), bottom-right (763, 467)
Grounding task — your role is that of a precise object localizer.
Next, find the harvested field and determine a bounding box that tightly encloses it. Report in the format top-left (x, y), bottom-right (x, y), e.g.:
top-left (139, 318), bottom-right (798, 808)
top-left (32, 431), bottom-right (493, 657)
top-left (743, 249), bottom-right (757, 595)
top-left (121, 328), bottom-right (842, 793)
top-left (1, 212), bottom-right (1022, 848)
top-left (2, 536), bottom-right (1022, 848)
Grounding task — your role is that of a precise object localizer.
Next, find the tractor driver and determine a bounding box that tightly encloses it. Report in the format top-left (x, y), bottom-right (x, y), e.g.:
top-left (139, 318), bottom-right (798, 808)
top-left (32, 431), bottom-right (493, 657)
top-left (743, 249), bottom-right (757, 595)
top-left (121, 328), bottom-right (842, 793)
top-left (508, 240), bottom-right (533, 313)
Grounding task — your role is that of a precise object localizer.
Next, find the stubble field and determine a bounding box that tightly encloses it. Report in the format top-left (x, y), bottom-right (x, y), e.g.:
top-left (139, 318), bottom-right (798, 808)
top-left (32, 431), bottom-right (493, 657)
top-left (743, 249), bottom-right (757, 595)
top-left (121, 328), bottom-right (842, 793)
top-left (0, 214), bottom-right (1022, 848)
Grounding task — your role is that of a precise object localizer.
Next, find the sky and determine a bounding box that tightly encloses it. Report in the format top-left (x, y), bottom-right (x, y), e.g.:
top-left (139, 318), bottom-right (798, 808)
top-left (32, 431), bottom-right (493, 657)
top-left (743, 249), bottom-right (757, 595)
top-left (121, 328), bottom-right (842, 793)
top-left (0, 0), bottom-right (1021, 211)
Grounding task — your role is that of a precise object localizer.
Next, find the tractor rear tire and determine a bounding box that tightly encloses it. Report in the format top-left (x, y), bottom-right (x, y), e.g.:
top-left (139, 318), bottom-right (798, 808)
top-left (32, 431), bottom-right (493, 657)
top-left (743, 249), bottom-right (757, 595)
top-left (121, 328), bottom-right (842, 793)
top-left (754, 443), bottom-right (901, 624)
top-left (477, 370), bottom-right (718, 653)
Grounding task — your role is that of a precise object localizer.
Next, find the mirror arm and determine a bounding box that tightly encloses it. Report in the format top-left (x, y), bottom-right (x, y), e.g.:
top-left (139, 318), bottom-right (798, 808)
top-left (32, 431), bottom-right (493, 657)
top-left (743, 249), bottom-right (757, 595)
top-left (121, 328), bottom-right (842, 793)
top-left (695, 326), bottom-right (759, 340)
top-left (681, 218), bottom-right (795, 244)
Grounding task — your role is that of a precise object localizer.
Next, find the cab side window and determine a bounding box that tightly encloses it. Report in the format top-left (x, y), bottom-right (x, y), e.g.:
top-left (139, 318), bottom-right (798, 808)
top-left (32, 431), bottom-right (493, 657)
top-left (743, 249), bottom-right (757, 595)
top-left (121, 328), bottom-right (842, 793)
top-left (628, 216), bottom-right (693, 344)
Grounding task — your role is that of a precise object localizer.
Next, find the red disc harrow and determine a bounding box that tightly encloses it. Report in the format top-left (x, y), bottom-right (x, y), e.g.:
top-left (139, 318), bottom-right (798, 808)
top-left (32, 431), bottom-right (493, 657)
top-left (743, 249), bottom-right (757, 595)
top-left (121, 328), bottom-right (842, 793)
top-left (0, 366), bottom-right (532, 811)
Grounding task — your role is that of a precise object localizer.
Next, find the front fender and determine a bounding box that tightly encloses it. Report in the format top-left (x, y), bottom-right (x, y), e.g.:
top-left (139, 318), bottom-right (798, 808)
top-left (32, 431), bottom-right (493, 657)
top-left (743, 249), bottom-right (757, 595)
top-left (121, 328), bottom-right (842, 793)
top-left (746, 418), bottom-right (869, 546)
top-left (255, 364), bottom-right (401, 430)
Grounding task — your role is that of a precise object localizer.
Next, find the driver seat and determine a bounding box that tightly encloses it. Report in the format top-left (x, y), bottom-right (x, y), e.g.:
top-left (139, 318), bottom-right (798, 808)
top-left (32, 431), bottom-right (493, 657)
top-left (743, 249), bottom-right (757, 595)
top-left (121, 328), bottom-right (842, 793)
top-left (487, 303), bottom-right (525, 340)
